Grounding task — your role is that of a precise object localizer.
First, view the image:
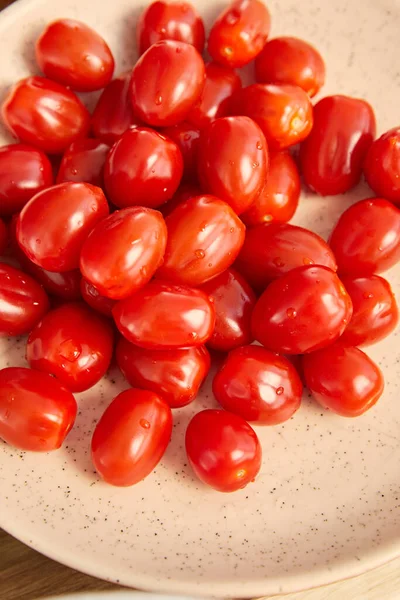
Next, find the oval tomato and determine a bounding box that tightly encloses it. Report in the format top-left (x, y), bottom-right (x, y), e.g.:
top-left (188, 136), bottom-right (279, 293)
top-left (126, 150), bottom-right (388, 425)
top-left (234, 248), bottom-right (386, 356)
top-left (92, 388), bottom-right (172, 487)
top-left (161, 122), bottom-right (200, 182)
top-left (160, 182), bottom-right (202, 217)
top-left (364, 127), bottom-right (400, 206)
top-left (0, 219), bottom-right (6, 255)
top-left (57, 139), bottom-right (109, 187)
top-left (80, 279), bottom-right (116, 317)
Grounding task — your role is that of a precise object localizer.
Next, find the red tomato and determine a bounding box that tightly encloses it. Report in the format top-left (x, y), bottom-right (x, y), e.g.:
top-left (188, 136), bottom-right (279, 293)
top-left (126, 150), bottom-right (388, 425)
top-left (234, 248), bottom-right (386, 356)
top-left (161, 122), bottom-right (200, 182)
top-left (91, 72), bottom-right (142, 145)
top-left (235, 222), bottom-right (337, 291)
top-left (213, 345), bottom-right (303, 424)
top-left (130, 40), bottom-right (205, 127)
top-left (251, 265), bottom-right (353, 354)
top-left (0, 219), bottom-right (7, 255)
top-left (17, 182), bottom-right (109, 272)
top-left (364, 127), bottom-right (400, 206)
top-left (185, 409), bottom-right (262, 492)
top-left (200, 268), bottom-right (256, 351)
top-left (329, 198), bottom-right (400, 275)
top-left (57, 139), bottom-right (110, 187)
top-left (340, 274), bottom-right (398, 346)
top-left (80, 279), bottom-right (116, 317)
top-left (197, 116), bottom-right (268, 214)
top-left (27, 302), bottom-right (114, 393)
top-left (207, 0), bottom-right (270, 68)
top-left (157, 195), bottom-right (245, 286)
top-left (116, 337), bottom-right (210, 408)
top-left (0, 367), bottom-right (77, 451)
top-left (187, 62), bottom-right (242, 129)
top-left (255, 37), bottom-right (325, 97)
top-left (0, 262), bottom-right (49, 336)
top-left (137, 0), bottom-right (205, 54)
top-left (0, 144), bottom-right (53, 216)
top-left (80, 207), bottom-right (167, 300)
top-left (92, 388), bottom-right (172, 487)
top-left (2, 76), bottom-right (90, 154)
top-left (36, 19), bottom-right (114, 92)
top-left (241, 151), bottom-right (300, 226)
top-left (160, 183), bottom-right (202, 217)
top-left (113, 281), bottom-right (215, 349)
top-left (231, 83), bottom-right (313, 150)
top-left (299, 95), bottom-right (376, 195)
top-left (104, 128), bottom-right (183, 209)
top-left (303, 343), bottom-right (384, 417)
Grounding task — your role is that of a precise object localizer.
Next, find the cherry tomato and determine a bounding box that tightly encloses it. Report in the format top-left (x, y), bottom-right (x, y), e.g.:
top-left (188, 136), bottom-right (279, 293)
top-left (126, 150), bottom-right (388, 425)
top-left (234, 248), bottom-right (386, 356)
top-left (36, 19), bottom-right (114, 92)
top-left (0, 144), bottom-right (53, 216)
top-left (137, 0), bottom-right (205, 54)
top-left (339, 274), bottom-right (398, 346)
top-left (160, 183), bottom-right (202, 217)
top-left (0, 262), bottom-right (49, 336)
top-left (185, 409), bottom-right (262, 492)
top-left (187, 62), bottom-right (242, 129)
top-left (116, 337), bottom-right (210, 408)
top-left (299, 95), bottom-right (376, 195)
top-left (241, 151), bottom-right (300, 226)
top-left (329, 198), bottom-right (400, 275)
top-left (231, 83), bottom-right (313, 150)
top-left (161, 122), bottom-right (200, 182)
top-left (364, 127), bottom-right (400, 206)
top-left (251, 265), bottom-right (353, 354)
top-left (0, 367), bottom-right (77, 451)
top-left (130, 40), bottom-right (205, 127)
top-left (80, 279), bottom-right (116, 317)
top-left (92, 388), bottom-right (172, 487)
top-left (80, 207), bottom-right (167, 300)
top-left (235, 222), bottom-right (337, 291)
top-left (197, 116), bottom-right (268, 215)
top-left (303, 343), bottom-right (384, 417)
top-left (254, 37), bottom-right (325, 97)
top-left (91, 72), bottom-right (142, 145)
top-left (157, 195), bottom-right (245, 286)
top-left (113, 281), bottom-right (215, 349)
top-left (200, 268), bottom-right (256, 351)
top-left (207, 0), bottom-right (270, 69)
top-left (17, 182), bottom-right (109, 272)
top-left (0, 219), bottom-right (7, 255)
top-left (2, 76), bottom-right (90, 154)
top-left (27, 302), bottom-right (114, 393)
top-left (213, 345), bottom-right (303, 425)
top-left (57, 139), bottom-right (110, 187)
top-left (104, 127), bottom-right (183, 209)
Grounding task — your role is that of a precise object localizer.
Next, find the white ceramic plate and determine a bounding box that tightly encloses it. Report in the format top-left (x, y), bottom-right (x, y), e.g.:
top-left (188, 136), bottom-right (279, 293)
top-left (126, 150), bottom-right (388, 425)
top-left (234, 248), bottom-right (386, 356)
top-left (1, 0), bottom-right (400, 597)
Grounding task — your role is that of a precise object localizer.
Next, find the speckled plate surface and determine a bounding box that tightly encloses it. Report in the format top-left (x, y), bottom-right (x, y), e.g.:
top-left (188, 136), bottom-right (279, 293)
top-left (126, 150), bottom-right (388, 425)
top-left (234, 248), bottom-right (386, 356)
top-left (0, 0), bottom-right (400, 597)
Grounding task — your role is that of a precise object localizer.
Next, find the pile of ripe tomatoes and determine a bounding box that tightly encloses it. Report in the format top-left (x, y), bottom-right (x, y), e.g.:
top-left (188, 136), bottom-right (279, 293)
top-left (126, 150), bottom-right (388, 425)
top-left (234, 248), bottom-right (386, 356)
top-left (0, 0), bottom-right (399, 493)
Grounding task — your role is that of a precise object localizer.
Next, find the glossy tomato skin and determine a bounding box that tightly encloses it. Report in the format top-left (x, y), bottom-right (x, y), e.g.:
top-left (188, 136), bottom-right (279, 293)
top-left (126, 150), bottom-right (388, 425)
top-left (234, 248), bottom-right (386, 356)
top-left (113, 281), bottom-right (215, 349)
top-left (303, 343), bottom-right (384, 417)
top-left (197, 116), bottom-right (268, 215)
top-left (160, 183), bottom-right (202, 217)
top-left (235, 222), bottom-right (337, 292)
top-left (130, 40), bottom-right (205, 127)
top-left (208, 0), bottom-right (270, 68)
top-left (0, 262), bottom-right (49, 336)
top-left (157, 195), bottom-right (245, 286)
top-left (92, 388), bottom-right (173, 487)
top-left (104, 128), bottom-right (183, 209)
top-left (255, 37), bottom-right (325, 97)
top-left (187, 62), bottom-right (242, 129)
top-left (241, 151), bottom-right (300, 226)
top-left (80, 279), bottom-right (116, 317)
top-left (200, 268), bottom-right (256, 351)
top-left (340, 274), bottom-right (398, 346)
top-left (299, 95), bottom-right (376, 195)
top-left (36, 19), bottom-right (114, 92)
top-left (213, 345), bottom-right (303, 424)
top-left (80, 207), bottom-right (167, 300)
top-left (0, 367), bottom-right (77, 451)
top-left (116, 337), bottom-right (210, 408)
top-left (57, 139), bottom-right (110, 187)
top-left (161, 122), bottom-right (200, 182)
top-left (17, 182), bottom-right (109, 272)
top-left (0, 144), bottom-right (53, 217)
top-left (364, 127), bottom-right (400, 205)
top-left (329, 198), bottom-right (400, 275)
top-left (185, 409), bottom-right (262, 492)
top-left (2, 76), bottom-right (90, 154)
top-left (137, 0), bottom-right (205, 54)
top-left (232, 83), bottom-right (313, 151)
top-left (0, 219), bottom-right (7, 255)
top-left (252, 265), bottom-right (353, 354)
